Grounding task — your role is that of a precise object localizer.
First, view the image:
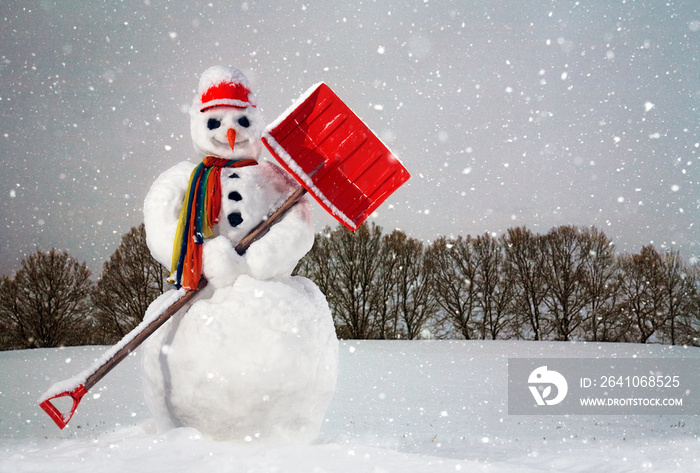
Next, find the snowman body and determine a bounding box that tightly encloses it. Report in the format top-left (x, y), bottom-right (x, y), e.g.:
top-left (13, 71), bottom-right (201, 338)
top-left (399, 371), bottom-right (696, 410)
top-left (141, 66), bottom-right (338, 443)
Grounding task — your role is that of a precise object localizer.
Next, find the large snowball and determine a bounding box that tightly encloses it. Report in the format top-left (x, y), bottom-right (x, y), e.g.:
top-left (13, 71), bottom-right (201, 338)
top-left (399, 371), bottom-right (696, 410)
top-left (142, 275), bottom-right (338, 443)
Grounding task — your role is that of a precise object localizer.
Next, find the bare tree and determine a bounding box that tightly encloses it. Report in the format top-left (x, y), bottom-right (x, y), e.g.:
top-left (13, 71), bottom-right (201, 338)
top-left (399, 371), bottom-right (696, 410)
top-left (474, 233), bottom-right (514, 339)
top-left (426, 236), bottom-right (478, 339)
top-left (617, 246), bottom-right (668, 343)
top-left (0, 276), bottom-right (21, 350)
top-left (503, 227), bottom-right (548, 340)
top-left (676, 264), bottom-right (700, 346)
top-left (92, 224), bottom-right (168, 344)
top-left (297, 223), bottom-right (386, 339)
top-left (373, 230), bottom-right (403, 339)
top-left (657, 250), bottom-right (698, 345)
top-left (383, 230), bottom-right (436, 339)
top-left (577, 227), bottom-right (621, 341)
top-left (0, 249), bottom-right (93, 349)
top-left (541, 226), bottom-right (593, 340)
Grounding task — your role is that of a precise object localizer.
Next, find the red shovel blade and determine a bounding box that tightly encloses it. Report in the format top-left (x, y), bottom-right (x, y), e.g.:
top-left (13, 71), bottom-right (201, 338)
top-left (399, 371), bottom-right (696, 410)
top-left (39, 384), bottom-right (88, 429)
top-left (262, 83), bottom-right (410, 231)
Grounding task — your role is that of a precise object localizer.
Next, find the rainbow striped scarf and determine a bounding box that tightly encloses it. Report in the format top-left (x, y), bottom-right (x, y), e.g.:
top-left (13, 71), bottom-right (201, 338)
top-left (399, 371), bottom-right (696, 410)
top-left (169, 157), bottom-right (258, 290)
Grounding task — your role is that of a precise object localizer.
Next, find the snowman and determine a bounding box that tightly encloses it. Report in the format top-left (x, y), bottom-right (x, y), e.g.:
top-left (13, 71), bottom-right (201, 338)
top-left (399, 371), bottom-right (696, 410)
top-left (141, 65), bottom-right (339, 443)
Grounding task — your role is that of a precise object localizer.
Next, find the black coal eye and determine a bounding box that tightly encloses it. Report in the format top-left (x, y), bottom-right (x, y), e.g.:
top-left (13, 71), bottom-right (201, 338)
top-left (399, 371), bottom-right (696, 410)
top-left (238, 116), bottom-right (250, 128)
top-left (207, 118), bottom-right (221, 130)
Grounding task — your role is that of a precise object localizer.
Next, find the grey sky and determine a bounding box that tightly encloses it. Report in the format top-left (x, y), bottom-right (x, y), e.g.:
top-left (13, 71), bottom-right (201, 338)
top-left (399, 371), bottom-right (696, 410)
top-left (1, 1), bottom-right (698, 277)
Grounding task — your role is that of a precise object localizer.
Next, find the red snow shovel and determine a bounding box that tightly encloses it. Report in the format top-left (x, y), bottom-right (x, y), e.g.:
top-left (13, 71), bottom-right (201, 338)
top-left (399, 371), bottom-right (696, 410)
top-left (39, 82), bottom-right (409, 429)
top-left (262, 83), bottom-right (409, 230)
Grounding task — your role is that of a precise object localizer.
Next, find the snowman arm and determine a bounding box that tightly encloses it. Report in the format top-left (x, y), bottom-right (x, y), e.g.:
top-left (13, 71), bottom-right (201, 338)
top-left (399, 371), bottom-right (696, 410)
top-left (143, 161), bottom-right (197, 269)
top-left (202, 194), bottom-right (313, 285)
top-left (243, 194), bottom-right (314, 280)
top-left (201, 235), bottom-right (249, 288)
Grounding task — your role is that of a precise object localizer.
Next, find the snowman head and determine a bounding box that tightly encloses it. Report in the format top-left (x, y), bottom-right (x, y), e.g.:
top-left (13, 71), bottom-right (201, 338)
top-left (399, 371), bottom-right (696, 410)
top-left (190, 66), bottom-right (264, 161)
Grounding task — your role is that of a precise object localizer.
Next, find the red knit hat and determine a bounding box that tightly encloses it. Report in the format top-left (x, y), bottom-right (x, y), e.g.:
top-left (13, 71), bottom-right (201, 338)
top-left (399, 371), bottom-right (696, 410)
top-left (193, 65), bottom-right (258, 112)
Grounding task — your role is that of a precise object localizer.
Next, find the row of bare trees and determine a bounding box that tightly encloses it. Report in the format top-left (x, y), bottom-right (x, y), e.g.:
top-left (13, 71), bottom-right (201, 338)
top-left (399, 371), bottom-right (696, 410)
top-left (0, 225), bottom-right (166, 350)
top-left (295, 224), bottom-right (700, 345)
top-left (296, 224), bottom-right (436, 340)
top-left (1, 222), bottom-right (698, 350)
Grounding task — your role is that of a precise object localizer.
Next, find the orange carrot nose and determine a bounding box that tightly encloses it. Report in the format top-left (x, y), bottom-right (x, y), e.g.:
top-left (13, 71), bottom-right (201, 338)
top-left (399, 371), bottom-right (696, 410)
top-left (227, 128), bottom-right (236, 151)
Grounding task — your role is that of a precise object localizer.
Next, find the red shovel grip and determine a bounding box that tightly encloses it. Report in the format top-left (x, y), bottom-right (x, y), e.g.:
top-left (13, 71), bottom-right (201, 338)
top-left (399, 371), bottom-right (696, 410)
top-left (39, 384), bottom-right (88, 429)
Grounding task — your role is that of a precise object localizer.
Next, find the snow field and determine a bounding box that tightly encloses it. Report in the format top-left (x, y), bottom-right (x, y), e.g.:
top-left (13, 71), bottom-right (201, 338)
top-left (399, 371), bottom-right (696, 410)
top-left (1, 340), bottom-right (698, 472)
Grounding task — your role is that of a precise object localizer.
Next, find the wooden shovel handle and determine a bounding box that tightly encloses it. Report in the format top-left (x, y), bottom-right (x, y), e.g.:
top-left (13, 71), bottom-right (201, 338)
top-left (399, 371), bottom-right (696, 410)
top-left (40, 185), bottom-right (308, 429)
top-left (84, 278), bottom-right (207, 391)
top-left (235, 186), bottom-right (307, 255)
top-left (87, 185), bottom-right (307, 389)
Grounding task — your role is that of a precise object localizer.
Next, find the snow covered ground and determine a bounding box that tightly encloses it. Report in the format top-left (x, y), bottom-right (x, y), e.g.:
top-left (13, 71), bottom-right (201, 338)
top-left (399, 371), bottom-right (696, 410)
top-left (1, 340), bottom-right (698, 472)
